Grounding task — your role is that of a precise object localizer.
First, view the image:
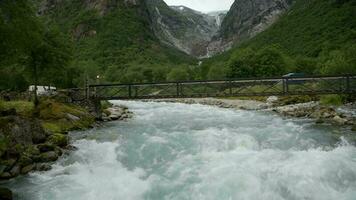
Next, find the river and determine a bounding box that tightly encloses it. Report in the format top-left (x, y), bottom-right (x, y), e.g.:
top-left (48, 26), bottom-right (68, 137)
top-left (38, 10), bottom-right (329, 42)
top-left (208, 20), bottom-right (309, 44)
top-left (4, 101), bottom-right (356, 200)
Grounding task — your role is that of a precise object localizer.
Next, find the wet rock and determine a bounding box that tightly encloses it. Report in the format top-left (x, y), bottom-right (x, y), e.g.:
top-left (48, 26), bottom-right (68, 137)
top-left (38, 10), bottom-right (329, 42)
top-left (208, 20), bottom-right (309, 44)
top-left (39, 151), bottom-right (58, 162)
top-left (0, 165), bottom-right (6, 174)
top-left (109, 115), bottom-right (119, 120)
top-left (1, 159), bottom-right (17, 172)
top-left (63, 145), bottom-right (78, 151)
top-left (54, 147), bottom-right (63, 157)
top-left (333, 116), bottom-right (347, 125)
top-left (21, 164), bottom-right (34, 174)
top-left (0, 187), bottom-right (12, 200)
top-left (9, 165), bottom-right (20, 177)
top-left (0, 172), bottom-right (12, 179)
top-left (102, 116), bottom-right (111, 121)
top-left (18, 155), bottom-right (33, 167)
top-left (352, 125), bottom-right (356, 132)
top-left (35, 163), bottom-right (52, 171)
top-left (315, 118), bottom-right (325, 124)
top-left (266, 96), bottom-right (278, 106)
top-left (37, 143), bottom-right (55, 152)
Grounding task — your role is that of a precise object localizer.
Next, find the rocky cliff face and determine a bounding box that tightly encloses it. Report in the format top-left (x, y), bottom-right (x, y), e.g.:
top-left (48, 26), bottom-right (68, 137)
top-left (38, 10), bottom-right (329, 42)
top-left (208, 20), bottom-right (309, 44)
top-left (146, 0), bottom-right (222, 57)
top-left (207, 0), bottom-right (294, 56)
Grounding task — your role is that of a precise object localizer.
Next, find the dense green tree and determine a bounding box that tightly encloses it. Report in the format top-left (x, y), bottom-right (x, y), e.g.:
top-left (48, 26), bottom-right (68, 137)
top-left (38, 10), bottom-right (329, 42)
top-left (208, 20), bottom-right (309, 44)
top-left (319, 45), bottom-right (356, 75)
top-left (228, 46), bottom-right (289, 78)
top-left (167, 68), bottom-right (189, 81)
top-left (228, 48), bottom-right (255, 78)
top-left (0, 0), bottom-right (73, 94)
top-left (207, 65), bottom-right (228, 80)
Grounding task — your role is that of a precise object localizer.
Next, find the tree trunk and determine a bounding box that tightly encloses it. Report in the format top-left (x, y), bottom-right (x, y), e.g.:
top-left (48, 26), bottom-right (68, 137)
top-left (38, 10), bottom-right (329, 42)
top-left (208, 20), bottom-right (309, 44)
top-left (34, 64), bottom-right (39, 107)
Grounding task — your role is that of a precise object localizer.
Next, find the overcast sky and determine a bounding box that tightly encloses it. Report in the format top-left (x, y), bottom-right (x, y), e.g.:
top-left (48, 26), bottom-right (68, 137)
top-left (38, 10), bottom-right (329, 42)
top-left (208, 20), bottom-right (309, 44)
top-left (163, 0), bottom-right (234, 13)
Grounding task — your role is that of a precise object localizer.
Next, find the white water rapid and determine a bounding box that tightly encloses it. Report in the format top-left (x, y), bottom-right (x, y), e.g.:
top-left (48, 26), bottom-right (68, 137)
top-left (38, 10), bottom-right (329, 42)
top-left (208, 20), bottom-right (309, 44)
top-left (4, 101), bottom-right (356, 200)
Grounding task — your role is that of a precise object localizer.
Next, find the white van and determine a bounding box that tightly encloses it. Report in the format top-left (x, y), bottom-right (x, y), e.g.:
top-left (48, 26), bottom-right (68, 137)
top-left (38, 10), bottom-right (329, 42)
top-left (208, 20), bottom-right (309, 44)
top-left (28, 85), bottom-right (57, 96)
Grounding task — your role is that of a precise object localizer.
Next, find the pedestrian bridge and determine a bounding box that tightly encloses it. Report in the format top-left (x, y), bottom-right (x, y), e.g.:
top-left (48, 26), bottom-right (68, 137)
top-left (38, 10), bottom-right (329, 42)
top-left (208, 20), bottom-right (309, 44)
top-left (86, 75), bottom-right (356, 100)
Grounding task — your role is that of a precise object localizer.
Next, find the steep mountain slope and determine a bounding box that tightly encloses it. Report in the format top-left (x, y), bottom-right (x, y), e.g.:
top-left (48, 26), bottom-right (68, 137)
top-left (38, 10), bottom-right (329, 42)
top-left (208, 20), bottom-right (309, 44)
top-left (207, 0), bottom-right (294, 56)
top-left (206, 10), bottom-right (228, 27)
top-left (146, 0), bottom-right (220, 57)
top-left (36, 0), bottom-right (196, 84)
top-left (200, 0), bottom-right (356, 79)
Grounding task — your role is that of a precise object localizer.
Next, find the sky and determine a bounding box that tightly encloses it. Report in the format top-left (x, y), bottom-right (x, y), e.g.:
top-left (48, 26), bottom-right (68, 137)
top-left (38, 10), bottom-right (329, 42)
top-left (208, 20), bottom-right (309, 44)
top-left (163, 0), bottom-right (234, 13)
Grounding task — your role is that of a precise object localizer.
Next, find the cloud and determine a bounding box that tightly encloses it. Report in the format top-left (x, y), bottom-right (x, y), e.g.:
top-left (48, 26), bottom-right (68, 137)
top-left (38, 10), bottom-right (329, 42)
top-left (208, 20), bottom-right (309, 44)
top-left (163, 0), bottom-right (234, 13)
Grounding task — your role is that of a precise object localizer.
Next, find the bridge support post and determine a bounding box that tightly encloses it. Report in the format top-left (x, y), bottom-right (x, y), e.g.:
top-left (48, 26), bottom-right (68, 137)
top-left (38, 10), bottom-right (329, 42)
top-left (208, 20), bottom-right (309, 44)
top-left (176, 83), bottom-right (180, 97)
top-left (283, 78), bottom-right (289, 95)
top-left (128, 85), bottom-right (132, 98)
top-left (229, 80), bottom-right (232, 96)
top-left (346, 75), bottom-right (350, 93)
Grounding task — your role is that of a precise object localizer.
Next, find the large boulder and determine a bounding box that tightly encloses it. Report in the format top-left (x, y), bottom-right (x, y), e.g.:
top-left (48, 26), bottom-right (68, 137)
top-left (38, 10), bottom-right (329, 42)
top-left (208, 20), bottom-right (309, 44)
top-left (35, 163), bottom-right (52, 171)
top-left (352, 125), bottom-right (356, 132)
top-left (39, 151), bottom-right (58, 162)
top-left (333, 116), bottom-right (347, 125)
top-left (0, 116), bottom-right (47, 146)
top-left (48, 134), bottom-right (68, 147)
top-left (21, 164), bottom-right (35, 174)
top-left (37, 143), bottom-right (55, 152)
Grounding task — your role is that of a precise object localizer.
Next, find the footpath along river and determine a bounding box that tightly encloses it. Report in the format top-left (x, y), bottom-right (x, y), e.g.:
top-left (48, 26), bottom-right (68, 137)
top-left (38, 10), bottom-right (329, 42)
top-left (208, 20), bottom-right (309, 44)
top-left (4, 100), bottom-right (356, 200)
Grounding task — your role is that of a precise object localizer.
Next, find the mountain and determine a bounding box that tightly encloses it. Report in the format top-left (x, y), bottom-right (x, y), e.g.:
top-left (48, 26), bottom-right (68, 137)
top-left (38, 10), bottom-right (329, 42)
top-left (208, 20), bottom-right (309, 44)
top-left (206, 10), bottom-right (228, 27)
top-left (146, 0), bottom-right (221, 57)
top-left (35, 0), bottom-right (196, 84)
top-left (207, 0), bottom-right (294, 56)
top-left (200, 0), bottom-right (356, 79)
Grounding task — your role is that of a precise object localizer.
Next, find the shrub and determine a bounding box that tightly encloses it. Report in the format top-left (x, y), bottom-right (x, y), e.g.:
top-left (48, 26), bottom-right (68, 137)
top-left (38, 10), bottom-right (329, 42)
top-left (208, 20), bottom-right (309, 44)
top-left (320, 95), bottom-right (343, 106)
top-left (228, 46), bottom-right (289, 78)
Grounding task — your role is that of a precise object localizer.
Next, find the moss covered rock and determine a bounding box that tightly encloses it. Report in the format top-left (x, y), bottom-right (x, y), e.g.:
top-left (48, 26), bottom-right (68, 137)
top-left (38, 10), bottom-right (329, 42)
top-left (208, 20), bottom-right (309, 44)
top-left (48, 134), bottom-right (68, 147)
top-left (37, 143), bottom-right (55, 152)
top-left (18, 155), bottom-right (33, 167)
top-left (39, 151), bottom-right (58, 162)
top-left (352, 125), bottom-right (356, 132)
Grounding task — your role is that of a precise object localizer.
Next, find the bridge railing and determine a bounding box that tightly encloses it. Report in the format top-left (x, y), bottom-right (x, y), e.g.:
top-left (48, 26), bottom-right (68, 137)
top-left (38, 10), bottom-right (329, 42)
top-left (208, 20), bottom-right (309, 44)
top-left (88, 75), bottom-right (356, 100)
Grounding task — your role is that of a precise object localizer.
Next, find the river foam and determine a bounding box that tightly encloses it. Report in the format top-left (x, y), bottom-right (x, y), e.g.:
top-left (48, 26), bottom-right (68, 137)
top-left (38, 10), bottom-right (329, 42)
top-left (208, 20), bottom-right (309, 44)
top-left (4, 101), bottom-right (356, 200)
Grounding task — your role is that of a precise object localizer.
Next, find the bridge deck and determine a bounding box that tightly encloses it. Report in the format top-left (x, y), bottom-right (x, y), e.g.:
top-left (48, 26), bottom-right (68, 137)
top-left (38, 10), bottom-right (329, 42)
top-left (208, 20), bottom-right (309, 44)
top-left (87, 75), bottom-right (356, 100)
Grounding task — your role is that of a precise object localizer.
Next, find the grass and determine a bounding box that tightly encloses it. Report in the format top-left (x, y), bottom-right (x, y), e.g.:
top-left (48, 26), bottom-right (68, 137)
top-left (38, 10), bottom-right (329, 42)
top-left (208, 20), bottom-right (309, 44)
top-left (320, 94), bottom-right (343, 106)
top-left (0, 100), bottom-right (34, 116)
top-left (0, 99), bottom-right (95, 134)
top-left (39, 99), bottom-right (95, 133)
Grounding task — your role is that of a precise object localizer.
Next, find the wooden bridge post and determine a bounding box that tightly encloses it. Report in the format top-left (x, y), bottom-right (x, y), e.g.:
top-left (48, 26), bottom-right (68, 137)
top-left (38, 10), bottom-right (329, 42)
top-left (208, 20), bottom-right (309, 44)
top-left (85, 78), bottom-right (89, 100)
top-left (229, 80), bottom-right (232, 96)
top-left (346, 75), bottom-right (350, 93)
top-left (128, 85), bottom-right (132, 98)
top-left (283, 78), bottom-right (289, 95)
top-left (176, 82), bottom-right (180, 97)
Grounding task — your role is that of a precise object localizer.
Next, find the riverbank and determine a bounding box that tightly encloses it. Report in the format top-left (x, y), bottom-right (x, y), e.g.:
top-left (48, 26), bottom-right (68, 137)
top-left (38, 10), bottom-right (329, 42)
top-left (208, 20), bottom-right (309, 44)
top-left (0, 98), bottom-right (132, 199)
top-left (148, 96), bottom-right (356, 133)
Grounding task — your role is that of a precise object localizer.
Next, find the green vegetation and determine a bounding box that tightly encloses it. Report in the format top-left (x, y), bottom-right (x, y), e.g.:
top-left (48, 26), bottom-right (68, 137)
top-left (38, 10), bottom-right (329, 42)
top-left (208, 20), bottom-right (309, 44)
top-left (0, 0), bottom-right (73, 91)
top-left (320, 94), bottom-right (344, 106)
top-left (0, 0), bottom-right (197, 91)
top-left (0, 101), bottom-right (34, 116)
top-left (1, 0), bottom-right (355, 92)
top-left (42, 0), bottom-right (196, 86)
top-left (0, 98), bottom-right (95, 134)
top-left (200, 0), bottom-right (356, 79)
top-left (38, 99), bottom-right (95, 133)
